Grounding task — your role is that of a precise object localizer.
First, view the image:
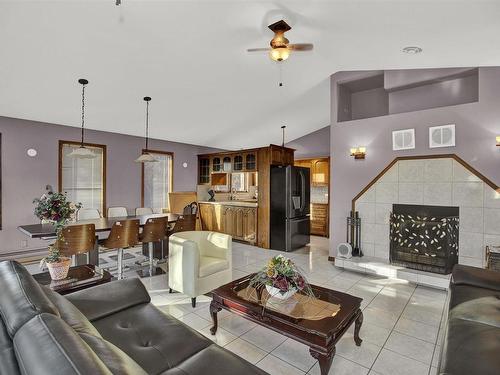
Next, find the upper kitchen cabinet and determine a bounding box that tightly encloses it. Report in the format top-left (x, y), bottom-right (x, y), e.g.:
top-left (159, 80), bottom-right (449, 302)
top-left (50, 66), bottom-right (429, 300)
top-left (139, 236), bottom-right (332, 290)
top-left (244, 153), bottom-right (257, 171)
top-left (233, 154), bottom-right (244, 171)
top-left (312, 159), bottom-right (329, 186)
top-left (212, 157), bottom-right (222, 172)
top-left (269, 145), bottom-right (294, 166)
top-left (222, 156), bottom-right (232, 172)
top-left (198, 157), bottom-right (210, 184)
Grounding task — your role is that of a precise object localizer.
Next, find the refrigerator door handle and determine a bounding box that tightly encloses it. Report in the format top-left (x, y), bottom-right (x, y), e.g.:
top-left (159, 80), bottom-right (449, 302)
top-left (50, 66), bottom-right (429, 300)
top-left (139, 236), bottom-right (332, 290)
top-left (299, 169), bottom-right (306, 213)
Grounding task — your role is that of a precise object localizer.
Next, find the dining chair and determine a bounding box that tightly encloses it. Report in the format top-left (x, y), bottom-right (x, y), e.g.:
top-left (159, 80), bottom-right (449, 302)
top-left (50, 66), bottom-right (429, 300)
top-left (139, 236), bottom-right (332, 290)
top-left (101, 219), bottom-right (140, 279)
top-left (139, 217), bottom-right (168, 277)
top-left (107, 206), bottom-right (128, 218)
top-left (77, 208), bottom-right (101, 221)
top-left (56, 224), bottom-right (96, 266)
top-left (135, 207), bottom-right (153, 216)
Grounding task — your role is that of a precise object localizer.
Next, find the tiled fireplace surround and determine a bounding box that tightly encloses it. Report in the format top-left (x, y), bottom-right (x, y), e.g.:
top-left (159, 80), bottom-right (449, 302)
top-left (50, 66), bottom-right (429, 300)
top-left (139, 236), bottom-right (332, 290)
top-left (335, 156), bottom-right (500, 289)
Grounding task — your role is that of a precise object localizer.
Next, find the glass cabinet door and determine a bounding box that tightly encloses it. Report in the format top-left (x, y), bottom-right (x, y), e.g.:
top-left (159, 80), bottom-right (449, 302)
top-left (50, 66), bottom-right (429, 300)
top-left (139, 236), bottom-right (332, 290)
top-left (223, 156), bottom-right (232, 172)
top-left (198, 158), bottom-right (210, 184)
top-left (233, 155), bottom-right (243, 171)
top-left (245, 153), bottom-right (256, 170)
top-left (212, 157), bottom-right (221, 172)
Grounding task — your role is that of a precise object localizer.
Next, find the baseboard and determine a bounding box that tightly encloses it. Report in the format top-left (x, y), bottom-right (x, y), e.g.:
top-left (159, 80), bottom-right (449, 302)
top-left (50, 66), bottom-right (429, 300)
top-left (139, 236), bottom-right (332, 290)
top-left (0, 248), bottom-right (47, 264)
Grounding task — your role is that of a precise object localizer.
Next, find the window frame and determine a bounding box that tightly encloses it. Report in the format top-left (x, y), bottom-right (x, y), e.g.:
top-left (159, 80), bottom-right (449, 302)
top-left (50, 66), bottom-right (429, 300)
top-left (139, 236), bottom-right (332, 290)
top-left (58, 140), bottom-right (107, 216)
top-left (140, 149), bottom-right (174, 210)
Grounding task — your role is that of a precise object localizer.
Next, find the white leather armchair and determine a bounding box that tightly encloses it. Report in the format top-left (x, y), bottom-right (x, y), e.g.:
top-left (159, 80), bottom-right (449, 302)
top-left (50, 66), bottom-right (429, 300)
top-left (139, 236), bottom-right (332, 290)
top-left (168, 231), bottom-right (232, 308)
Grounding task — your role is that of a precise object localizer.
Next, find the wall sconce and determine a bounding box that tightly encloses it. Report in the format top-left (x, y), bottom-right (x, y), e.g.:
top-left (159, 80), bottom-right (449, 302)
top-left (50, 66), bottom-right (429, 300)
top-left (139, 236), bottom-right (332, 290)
top-left (496, 136), bottom-right (500, 147)
top-left (350, 147), bottom-right (366, 160)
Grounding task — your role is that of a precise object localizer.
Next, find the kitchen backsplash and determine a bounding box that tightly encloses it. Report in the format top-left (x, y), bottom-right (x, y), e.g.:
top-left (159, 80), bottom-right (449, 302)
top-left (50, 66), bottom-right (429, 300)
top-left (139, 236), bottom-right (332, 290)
top-left (311, 185), bottom-right (329, 204)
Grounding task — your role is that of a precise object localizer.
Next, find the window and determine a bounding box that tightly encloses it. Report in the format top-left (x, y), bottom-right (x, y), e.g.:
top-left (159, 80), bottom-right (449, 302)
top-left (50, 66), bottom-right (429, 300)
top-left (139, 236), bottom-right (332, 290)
top-left (59, 141), bottom-right (106, 214)
top-left (142, 150), bottom-right (173, 211)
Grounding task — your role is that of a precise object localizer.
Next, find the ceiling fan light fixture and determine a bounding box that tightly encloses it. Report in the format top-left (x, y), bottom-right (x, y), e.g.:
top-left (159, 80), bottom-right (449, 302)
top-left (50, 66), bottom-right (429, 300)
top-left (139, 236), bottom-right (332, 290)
top-left (270, 47), bottom-right (290, 62)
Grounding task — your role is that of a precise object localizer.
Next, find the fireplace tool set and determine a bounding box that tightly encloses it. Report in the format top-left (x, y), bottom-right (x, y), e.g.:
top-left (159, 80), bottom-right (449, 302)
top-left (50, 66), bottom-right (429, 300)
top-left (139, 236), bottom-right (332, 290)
top-left (337, 211), bottom-right (363, 258)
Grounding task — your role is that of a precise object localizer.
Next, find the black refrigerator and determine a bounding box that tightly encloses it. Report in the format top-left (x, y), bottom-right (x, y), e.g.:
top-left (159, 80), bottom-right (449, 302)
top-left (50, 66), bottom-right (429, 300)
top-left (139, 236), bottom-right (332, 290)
top-left (270, 165), bottom-right (311, 252)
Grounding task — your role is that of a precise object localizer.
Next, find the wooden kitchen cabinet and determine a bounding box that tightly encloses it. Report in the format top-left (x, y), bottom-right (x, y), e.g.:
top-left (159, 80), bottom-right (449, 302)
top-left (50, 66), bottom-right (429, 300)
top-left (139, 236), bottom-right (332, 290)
top-left (310, 203), bottom-right (329, 236)
top-left (198, 157), bottom-right (210, 184)
top-left (242, 207), bottom-right (257, 243)
top-left (200, 203), bottom-right (257, 245)
top-left (312, 159), bottom-right (329, 186)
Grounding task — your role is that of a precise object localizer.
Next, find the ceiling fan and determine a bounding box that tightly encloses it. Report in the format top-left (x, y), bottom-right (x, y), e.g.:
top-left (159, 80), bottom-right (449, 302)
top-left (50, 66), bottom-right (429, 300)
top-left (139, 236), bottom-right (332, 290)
top-left (247, 19), bottom-right (313, 62)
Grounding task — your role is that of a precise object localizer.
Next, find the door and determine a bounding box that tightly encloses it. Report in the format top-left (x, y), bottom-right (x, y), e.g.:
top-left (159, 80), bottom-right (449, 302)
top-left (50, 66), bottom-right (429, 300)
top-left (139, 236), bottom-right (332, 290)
top-left (287, 216), bottom-right (310, 251)
top-left (222, 206), bottom-right (235, 236)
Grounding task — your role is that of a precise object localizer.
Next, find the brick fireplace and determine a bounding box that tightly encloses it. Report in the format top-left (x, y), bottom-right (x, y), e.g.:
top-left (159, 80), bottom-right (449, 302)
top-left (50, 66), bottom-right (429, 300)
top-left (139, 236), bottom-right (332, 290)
top-left (389, 204), bottom-right (459, 274)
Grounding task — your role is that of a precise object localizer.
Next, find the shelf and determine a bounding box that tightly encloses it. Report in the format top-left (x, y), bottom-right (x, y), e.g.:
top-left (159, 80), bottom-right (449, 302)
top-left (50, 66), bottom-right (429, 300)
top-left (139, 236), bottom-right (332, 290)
top-left (337, 68), bottom-right (479, 122)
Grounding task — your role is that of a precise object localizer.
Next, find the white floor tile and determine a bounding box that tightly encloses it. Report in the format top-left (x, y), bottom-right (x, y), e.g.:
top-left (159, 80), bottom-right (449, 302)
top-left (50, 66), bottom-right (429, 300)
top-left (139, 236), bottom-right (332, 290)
top-left (335, 335), bottom-right (382, 368)
top-left (308, 356), bottom-right (369, 375)
top-left (372, 349), bottom-right (430, 375)
top-left (240, 325), bottom-right (287, 353)
top-left (225, 338), bottom-right (267, 364)
top-left (271, 338), bottom-right (316, 372)
top-left (394, 318), bottom-right (438, 344)
top-left (257, 354), bottom-right (306, 375)
top-left (384, 331), bottom-right (435, 364)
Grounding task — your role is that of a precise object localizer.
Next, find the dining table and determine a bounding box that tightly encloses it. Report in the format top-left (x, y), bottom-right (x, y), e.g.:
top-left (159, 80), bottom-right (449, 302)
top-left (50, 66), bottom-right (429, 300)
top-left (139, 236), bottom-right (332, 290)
top-left (18, 213), bottom-right (180, 266)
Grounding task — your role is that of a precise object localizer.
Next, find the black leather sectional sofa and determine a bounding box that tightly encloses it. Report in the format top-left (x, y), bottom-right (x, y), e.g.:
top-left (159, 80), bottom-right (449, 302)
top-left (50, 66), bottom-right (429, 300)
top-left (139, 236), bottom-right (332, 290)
top-left (438, 264), bottom-right (500, 375)
top-left (0, 261), bottom-right (267, 375)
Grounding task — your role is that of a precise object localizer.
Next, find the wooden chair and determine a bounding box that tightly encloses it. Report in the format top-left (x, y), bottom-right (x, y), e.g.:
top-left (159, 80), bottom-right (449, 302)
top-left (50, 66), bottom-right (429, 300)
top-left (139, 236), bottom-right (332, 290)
top-left (140, 217), bottom-right (168, 277)
top-left (107, 207), bottom-right (128, 218)
top-left (56, 224), bottom-right (96, 265)
top-left (101, 219), bottom-right (140, 279)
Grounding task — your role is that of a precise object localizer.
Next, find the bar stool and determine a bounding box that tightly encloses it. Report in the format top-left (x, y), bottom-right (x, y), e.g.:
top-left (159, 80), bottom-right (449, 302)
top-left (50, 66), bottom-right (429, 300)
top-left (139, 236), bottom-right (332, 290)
top-left (101, 219), bottom-right (139, 280)
top-left (56, 224), bottom-right (96, 265)
top-left (139, 217), bottom-right (168, 277)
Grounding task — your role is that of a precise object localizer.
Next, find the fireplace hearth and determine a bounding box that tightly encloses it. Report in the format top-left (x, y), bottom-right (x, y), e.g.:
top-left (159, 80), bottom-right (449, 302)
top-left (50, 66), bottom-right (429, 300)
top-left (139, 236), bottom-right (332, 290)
top-left (390, 204), bottom-right (459, 274)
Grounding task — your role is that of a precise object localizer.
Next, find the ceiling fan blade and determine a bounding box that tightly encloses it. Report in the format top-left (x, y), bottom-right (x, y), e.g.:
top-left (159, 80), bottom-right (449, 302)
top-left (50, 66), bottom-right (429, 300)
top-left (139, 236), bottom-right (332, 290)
top-left (247, 47), bottom-right (271, 52)
top-left (289, 43), bottom-right (314, 51)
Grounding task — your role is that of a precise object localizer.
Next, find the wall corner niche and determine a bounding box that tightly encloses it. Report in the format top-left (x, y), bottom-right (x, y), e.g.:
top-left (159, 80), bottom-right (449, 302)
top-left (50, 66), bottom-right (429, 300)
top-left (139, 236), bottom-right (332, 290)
top-left (337, 67), bottom-right (479, 123)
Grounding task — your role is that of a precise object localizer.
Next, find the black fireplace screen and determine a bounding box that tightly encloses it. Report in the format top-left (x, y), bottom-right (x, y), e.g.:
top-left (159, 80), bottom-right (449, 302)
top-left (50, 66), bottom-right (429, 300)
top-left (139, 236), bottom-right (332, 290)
top-left (390, 204), bottom-right (459, 274)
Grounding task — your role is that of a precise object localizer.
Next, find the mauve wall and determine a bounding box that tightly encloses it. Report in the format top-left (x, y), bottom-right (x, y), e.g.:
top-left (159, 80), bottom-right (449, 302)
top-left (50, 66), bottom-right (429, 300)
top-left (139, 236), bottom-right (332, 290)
top-left (286, 125), bottom-right (330, 159)
top-left (0, 116), bottom-right (219, 254)
top-left (330, 67), bottom-right (500, 257)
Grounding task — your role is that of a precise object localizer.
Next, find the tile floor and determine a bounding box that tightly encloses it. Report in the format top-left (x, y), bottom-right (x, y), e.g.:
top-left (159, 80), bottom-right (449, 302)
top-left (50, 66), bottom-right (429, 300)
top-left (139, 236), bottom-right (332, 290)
top-left (138, 236), bottom-right (448, 375)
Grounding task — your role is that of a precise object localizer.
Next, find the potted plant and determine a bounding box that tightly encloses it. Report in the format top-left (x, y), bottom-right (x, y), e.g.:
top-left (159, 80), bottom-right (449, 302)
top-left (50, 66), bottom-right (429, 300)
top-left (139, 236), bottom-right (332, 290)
top-left (33, 191), bottom-right (81, 280)
top-left (251, 255), bottom-right (311, 300)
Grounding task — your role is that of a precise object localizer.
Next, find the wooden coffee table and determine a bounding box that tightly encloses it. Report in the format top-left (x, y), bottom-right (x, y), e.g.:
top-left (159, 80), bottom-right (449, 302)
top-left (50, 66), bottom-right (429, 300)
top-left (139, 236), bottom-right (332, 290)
top-left (33, 264), bottom-right (112, 295)
top-left (210, 274), bottom-right (363, 375)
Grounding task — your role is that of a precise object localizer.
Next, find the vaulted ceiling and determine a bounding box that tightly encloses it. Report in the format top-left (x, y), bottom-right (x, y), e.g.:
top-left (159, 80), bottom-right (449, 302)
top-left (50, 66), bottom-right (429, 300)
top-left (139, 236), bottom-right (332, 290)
top-left (1, 1), bottom-right (499, 149)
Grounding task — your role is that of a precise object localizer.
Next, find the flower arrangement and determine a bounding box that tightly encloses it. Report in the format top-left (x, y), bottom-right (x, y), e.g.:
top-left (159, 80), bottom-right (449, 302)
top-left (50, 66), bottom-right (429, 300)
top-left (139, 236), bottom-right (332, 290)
top-left (33, 191), bottom-right (81, 279)
top-left (251, 255), bottom-right (312, 300)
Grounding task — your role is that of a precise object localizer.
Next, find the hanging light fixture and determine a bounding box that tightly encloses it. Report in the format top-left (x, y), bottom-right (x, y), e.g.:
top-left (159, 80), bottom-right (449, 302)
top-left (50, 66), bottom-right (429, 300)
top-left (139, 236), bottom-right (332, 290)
top-left (135, 96), bottom-right (158, 163)
top-left (68, 79), bottom-right (96, 159)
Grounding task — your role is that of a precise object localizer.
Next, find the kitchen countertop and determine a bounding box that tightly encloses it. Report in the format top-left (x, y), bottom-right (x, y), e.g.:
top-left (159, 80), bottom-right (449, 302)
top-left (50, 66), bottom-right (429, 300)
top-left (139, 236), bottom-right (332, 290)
top-left (199, 200), bottom-right (258, 208)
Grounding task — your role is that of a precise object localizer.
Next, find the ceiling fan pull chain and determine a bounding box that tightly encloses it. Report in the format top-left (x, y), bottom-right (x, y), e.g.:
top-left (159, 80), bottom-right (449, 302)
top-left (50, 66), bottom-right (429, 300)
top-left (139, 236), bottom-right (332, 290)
top-left (278, 62), bottom-right (284, 87)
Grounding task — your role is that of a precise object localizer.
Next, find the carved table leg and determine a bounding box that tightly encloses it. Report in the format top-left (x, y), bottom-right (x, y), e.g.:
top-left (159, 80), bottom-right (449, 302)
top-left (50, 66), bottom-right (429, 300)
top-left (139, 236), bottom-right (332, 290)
top-left (310, 347), bottom-right (335, 375)
top-left (354, 310), bottom-right (363, 346)
top-left (209, 300), bottom-right (222, 335)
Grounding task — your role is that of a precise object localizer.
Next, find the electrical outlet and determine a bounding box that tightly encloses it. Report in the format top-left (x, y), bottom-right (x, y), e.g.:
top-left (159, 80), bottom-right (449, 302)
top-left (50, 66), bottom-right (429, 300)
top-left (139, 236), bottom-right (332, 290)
top-left (21, 240), bottom-right (28, 248)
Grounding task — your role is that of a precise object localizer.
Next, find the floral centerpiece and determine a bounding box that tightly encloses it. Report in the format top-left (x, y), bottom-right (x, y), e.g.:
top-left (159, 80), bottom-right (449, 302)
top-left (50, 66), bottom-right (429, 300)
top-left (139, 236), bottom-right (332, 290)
top-left (250, 255), bottom-right (312, 300)
top-left (33, 191), bottom-right (81, 280)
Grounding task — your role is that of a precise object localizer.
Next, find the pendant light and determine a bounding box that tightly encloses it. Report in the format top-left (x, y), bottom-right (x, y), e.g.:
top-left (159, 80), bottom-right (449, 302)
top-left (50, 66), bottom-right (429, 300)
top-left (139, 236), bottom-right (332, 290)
top-left (68, 79), bottom-right (96, 159)
top-left (135, 96), bottom-right (158, 163)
